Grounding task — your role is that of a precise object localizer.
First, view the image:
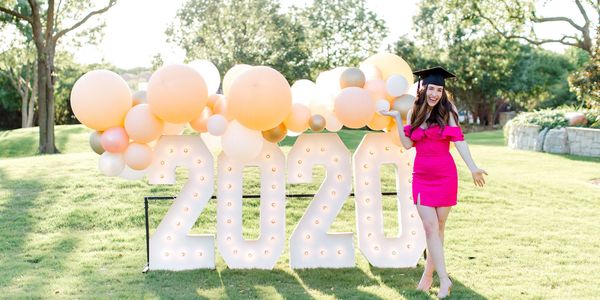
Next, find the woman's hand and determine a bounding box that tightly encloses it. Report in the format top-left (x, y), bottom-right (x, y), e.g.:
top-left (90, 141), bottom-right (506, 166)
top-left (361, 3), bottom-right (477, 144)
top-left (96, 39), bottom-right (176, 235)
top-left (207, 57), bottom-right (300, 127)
top-left (471, 168), bottom-right (488, 187)
top-left (378, 109), bottom-right (400, 119)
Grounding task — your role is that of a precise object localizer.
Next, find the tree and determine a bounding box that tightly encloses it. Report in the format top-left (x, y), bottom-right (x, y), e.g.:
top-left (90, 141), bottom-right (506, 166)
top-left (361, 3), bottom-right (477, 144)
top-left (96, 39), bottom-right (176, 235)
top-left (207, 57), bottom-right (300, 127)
top-left (568, 26), bottom-right (600, 108)
top-left (294, 0), bottom-right (387, 77)
top-left (0, 41), bottom-right (37, 128)
top-left (167, 0), bottom-right (311, 83)
top-left (0, 0), bottom-right (117, 153)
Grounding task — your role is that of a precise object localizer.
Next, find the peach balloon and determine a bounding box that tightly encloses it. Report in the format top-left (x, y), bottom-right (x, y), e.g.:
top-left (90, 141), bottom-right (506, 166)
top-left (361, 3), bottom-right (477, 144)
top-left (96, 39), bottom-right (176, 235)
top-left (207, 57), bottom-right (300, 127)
top-left (323, 111), bottom-right (343, 132)
top-left (189, 106), bottom-right (213, 132)
top-left (283, 103), bottom-right (311, 132)
top-left (363, 52), bottom-right (414, 83)
top-left (124, 104), bottom-right (164, 143)
top-left (228, 66), bottom-right (292, 131)
top-left (124, 143), bottom-right (153, 170)
top-left (147, 64), bottom-right (208, 123)
top-left (100, 127), bottom-right (129, 153)
top-left (364, 79), bottom-right (388, 101)
top-left (70, 70), bottom-right (132, 131)
top-left (162, 122), bottom-right (185, 135)
top-left (213, 95), bottom-right (234, 121)
top-left (333, 87), bottom-right (375, 129)
top-left (359, 62), bottom-right (383, 81)
top-left (223, 64), bottom-right (251, 97)
top-left (207, 94), bottom-right (222, 109)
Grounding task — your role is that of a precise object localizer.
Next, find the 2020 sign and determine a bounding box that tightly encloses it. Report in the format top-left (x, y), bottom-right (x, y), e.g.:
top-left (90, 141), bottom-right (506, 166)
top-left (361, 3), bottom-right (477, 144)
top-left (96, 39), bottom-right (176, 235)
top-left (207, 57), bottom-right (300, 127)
top-left (147, 132), bottom-right (425, 271)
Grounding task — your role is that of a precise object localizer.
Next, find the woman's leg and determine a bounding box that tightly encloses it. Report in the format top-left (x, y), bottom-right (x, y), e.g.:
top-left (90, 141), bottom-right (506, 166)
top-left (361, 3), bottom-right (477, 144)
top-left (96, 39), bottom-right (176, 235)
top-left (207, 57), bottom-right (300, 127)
top-left (416, 204), bottom-right (451, 292)
top-left (435, 206), bottom-right (453, 297)
top-left (417, 205), bottom-right (452, 290)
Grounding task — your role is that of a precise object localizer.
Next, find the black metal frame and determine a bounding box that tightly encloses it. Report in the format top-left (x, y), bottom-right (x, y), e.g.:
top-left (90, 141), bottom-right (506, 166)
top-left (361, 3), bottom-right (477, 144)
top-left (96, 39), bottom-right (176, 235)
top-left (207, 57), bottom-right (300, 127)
top-left (143, 192), bottom-right (399, 273)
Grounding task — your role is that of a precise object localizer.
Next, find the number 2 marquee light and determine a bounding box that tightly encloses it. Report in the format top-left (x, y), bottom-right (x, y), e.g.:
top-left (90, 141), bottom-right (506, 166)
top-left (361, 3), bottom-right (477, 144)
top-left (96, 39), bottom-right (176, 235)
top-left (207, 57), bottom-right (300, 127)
top-left (69, 53), bottom-right (426, 271)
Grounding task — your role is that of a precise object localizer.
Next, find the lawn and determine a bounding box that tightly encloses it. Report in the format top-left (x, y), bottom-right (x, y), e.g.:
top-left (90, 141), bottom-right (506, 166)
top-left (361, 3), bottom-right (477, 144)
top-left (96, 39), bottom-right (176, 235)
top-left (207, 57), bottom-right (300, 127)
top-left (0, 125), bottom-right (599, 299)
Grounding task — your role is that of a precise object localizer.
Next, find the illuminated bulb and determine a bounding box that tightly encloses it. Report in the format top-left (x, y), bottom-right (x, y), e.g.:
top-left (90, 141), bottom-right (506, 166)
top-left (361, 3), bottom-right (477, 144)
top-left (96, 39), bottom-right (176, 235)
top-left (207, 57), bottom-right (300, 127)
top-left (270, 236), bottom-right (276, 241)
top-left (175, 221), bottom-right (182, 227)
top-left (304, 251), bottom-right (309, 256)
top-left (169, 148), bottom-right (174, 154)
top-left (271, 184), bottom-right (277, 190)
top-left (160, 160), bottom-right (165, 165)
top-left (374, 246), bottom-right (380, 251)
top-left (271, 202), bottom-right (277, 208)
top-left (305, 148), bottom-right (310, 152)
top-left (227, 184), bottom-right (232, 189)
top-left (400, 148), bottom-right (404, 153)
top-left (364, 181), bottom-right (369, 186)
top-left (196, 159), bottom-right (202, 165)
top-left (330, 190), bottom-right (336, 197)
top-left (183, 207), bottom-right (190, 212)
top-left (337, 174), bottom-right (343, 181)
top-left (365, 197), bottom-right (371, 204)
top-left (320, 147), bottom-right (325, 152)
top-left (363, 164), bottom-right (368, 169)
top-left (181, 251), bottom-right (186, 257)
top-left (392, 250), bottom-right (397, 256)
top-left (333, 157), bottom-right (339, 163)
top-left (271, 167), bottom-right (277, 172)
top-left (298, 173), bottom-right (303, 178)
top-left (248, 253), bottom-right (253, 258)
top-left (367, 233), bottom-right (372, 238)
top-left (166, 235), bottom-right (172, 241)
top-left (314, 219), bottom-right (320, 225)
top-left (320, 250), bottom-right (326, 256)
top-left (305, 234), bottom-right (311, 240)
top-left (183, 148), bottom-right (189, 153)
top-left (193, 192), bottom-right (199, 198)
top-left (233, 249), bottom-right (238, 255)
top-left (322, 205), bottom-right (328, 211)
top-left (227, 201), bottom-right (232, 207)
top-left (227, 166), bottom-right (232, 172)
top-left (407, 162), bottom-right (411, 166)
top-left (270, 219), bottom-right (277, 225)
top-left (198, 251), bottom-right (203, 257)
top-left (264, 250), bottom-right (270, 255)
top-left (226, 236), bottom-right (232, 241)
top-left (406, 244), bottom-right (411, 249)
top-left (385, 146), bottom-right (390, 151)
top-left (337, 250), bottom-right (342, 255)
top-left (366, 216), bottom-right (372, 222)
top-left (298, 160), bottom-right (302, 164)
top-left (199, 176), bottom-right (205, 181)
top-left (410, 213), bottom-right (415, 218)
top-left (408, 178), bottom-right (412, 183)
top-left (160, 174), bottom-right (164, 179)
top-left (369, 150), bottom-right (374, 155)
top-left (266, 154), bottom-right (271, 159)
top-left (411, 230), bottom-right (416, 235)
top-left (226, 218), bottom-right (232, 224)
top-left (164, 251), bottom-right (170, 257)
top-left (409, 195), bottom-right (413, 200)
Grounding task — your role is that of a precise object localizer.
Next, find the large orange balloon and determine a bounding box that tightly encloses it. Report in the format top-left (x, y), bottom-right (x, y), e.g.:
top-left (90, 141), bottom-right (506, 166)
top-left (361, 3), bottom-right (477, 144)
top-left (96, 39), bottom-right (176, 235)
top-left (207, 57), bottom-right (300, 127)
top-left (70, 70), bottom-right (132, 131)
top-left (228, 66), bottom-right (292, 131)
top-left (124, 104), bottom-right (164, 143)
top-left (333, 87), bottom-right (375, 129)
top-left (363, 79), bottom-right (388, 101)
top-left (223, 64), bottom-right (251, 97)
top-left (189, 106), bottom-right (213, 132)
top-left (147, 64), bottom-right (208, 123)
top-left (212, 95), bottom-right (234, 121)
top-left (283, 103), bottom-right (311, 132)
top-left (124, 143), bottom-right (153, 170)
top-left (363, 52), bottom-right (414, 83)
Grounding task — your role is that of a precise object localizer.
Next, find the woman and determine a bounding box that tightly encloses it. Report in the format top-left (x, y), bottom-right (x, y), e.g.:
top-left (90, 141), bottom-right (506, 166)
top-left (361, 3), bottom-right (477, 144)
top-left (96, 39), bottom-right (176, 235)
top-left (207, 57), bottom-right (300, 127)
top-left (379, 66), bottom-right (487, 298)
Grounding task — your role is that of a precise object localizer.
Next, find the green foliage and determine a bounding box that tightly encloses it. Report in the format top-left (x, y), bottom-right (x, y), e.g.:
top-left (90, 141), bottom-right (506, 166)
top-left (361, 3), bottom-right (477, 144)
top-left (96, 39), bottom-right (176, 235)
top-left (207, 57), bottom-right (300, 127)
top-left (568, 27), bottom-right (600, 109)
top-left (167, 0), bottom-right (311, 82)
top-left (294, 0), bottom-right (387, 77)
top-left (510, 107), bottom-right (600, 129)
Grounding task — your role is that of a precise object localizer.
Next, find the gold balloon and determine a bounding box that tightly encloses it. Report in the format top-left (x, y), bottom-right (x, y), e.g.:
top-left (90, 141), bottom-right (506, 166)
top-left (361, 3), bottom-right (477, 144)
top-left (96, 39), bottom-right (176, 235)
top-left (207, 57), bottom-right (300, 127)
top-left (339, 67), bottom-right (366, 88)
top-left (262, 123), bottom-right (288, 143)
top-left (89, 131), bottom-right (105, 155)
top-left (392, 94), bottom-right (416, 119)
top-left (309, 114), bottom-right (326, 132)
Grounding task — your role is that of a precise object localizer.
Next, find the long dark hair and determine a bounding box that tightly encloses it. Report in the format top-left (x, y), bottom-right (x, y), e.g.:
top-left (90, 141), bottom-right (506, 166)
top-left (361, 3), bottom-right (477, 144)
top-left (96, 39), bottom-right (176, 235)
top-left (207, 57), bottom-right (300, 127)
top-left (409, 84), bottom-right (459, 134)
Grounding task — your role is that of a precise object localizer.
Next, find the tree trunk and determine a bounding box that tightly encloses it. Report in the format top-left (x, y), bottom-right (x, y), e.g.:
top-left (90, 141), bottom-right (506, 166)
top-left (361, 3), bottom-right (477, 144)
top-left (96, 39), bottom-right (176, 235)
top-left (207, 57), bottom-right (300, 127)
top-left (37, 44), bottom-right (58, 154)
top-left (26, 65), bottom-right (36, 127)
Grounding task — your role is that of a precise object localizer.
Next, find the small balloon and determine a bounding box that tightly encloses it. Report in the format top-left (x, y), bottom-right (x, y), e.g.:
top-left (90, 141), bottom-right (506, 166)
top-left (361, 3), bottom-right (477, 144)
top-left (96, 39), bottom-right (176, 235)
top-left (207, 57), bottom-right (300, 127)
top-left (207, 114), bottom-right (228, 136)
top-left (375, 99), bottom-right (391, 112)
top-left (386, 74), bottom-right (409, 97)
top-left (89, 131), bottom-right (105, 155)
top-left (309, 114), bottom-right (326, 132)
top-left (323, 111), bottom-right (343, 132)
top-left (124, 104), bottom-right (163, 143)
top-left (392, 94), bottom-right (416, 119)
top-left (100, 127), bottom-right (129, 153)
top-left (284, 103), bottom-right (311, 133)
top-left (189, 106), bottom-right (213, 133)
top-left (212, 95), bottom-right (234, 121)
top-left (221, 120), bottom-right (263, 162)
top-left (98, 152), bottom-right (125, 177)
top-left (124, 143), bottom-right (153, 170)
top-left (359, 63), bottom-right (383, 81)
top-left (262, 123), bottom-right (287, 143)
top-left (339, 67), bottom-right (366, 88)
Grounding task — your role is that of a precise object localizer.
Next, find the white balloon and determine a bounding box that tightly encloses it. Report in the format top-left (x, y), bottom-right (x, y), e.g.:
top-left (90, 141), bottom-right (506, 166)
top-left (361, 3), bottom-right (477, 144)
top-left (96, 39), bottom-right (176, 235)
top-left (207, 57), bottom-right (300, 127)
top-left (324, 111), bottom-right (343, 132)
top-left (99, 152), bottom-right (125, 177)
top-left (386, 74), bottom-right (409, 97)
top-left (310, 89), bottom-right (334, 116)
top-left (119, 165), bottom-right (147, 180)
top-left (162, 122), bottom-right (185, 135)
top-left (207, 114), bottom-right (228, 136)
top-left (291, 79), bottom-right (317, 107)
top-left (188, 59), bottom-right (221, 94)
top-left (221, 120), bottom-right (263, 162)
top-left (375, 99), bottom-right (391, 112)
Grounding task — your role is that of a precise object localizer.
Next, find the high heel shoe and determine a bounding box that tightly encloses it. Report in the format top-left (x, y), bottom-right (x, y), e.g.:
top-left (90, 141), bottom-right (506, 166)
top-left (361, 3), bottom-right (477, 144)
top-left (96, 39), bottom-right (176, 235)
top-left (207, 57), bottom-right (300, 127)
top-left (437, 279), bottom-right (453, 299)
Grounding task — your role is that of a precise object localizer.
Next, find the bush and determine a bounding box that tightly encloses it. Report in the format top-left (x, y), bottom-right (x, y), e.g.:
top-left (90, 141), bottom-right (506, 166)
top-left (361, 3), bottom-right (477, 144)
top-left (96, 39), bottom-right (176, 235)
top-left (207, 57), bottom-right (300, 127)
top-left (509, 107), bottom-right (600, 130)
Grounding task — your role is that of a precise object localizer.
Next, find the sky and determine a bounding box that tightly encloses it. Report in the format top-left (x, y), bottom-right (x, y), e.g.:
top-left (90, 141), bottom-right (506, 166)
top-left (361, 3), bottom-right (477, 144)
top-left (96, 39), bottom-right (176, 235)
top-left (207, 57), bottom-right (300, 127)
top-left (74, 0), bottom-right (590, 69)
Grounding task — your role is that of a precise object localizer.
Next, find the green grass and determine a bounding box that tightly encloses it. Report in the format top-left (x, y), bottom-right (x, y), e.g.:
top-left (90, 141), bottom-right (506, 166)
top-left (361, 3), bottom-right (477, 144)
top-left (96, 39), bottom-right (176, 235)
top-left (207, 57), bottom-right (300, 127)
top-left (1, 125), bottom-right (599, 298)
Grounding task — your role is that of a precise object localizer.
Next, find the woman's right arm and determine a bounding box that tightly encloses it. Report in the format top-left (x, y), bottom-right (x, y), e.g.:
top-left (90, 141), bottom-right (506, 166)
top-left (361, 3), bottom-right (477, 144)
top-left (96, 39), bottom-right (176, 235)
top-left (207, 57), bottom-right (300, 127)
top-left (379, 109), bottom-right (414, 149)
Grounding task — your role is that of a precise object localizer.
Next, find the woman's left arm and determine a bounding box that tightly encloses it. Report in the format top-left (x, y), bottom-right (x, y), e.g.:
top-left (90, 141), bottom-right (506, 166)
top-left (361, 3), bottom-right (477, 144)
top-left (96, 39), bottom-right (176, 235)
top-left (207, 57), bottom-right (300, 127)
top-left (449, 107), bottom-right (488, 187)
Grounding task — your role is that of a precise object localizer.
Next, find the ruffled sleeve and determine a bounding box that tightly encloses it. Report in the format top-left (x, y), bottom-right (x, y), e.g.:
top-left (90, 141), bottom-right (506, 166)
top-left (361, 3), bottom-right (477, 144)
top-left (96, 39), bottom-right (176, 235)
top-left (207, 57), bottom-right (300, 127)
top-left (442, 126), bottom-right (464, 142)
top-left (403, 125), bottom-right (425, 141)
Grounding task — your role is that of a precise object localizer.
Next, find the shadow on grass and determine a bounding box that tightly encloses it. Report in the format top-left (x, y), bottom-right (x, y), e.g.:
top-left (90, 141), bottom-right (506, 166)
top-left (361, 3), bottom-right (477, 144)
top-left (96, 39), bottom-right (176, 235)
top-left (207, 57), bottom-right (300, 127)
top-left (295, 267), bottom-right (380, 299)
top-left (0, 134), bottom-right (37, 158)
top-left (0, 168), bottom-right (42, 290)
top-left (55, 126), bottom-right (88, 153)
top-left (371, 265), bottom-right (487, 299)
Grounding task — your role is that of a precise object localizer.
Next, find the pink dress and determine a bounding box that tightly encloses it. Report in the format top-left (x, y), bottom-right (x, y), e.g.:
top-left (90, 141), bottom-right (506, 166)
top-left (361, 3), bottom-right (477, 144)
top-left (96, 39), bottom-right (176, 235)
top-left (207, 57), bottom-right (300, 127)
top-left (403, 124), bottom-right (465, 207)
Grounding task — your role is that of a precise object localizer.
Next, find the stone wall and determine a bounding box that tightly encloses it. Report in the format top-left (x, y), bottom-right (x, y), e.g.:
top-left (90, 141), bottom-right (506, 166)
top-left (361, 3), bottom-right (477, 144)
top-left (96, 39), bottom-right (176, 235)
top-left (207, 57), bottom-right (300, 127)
top-left (506, 122), bottom-right (600, 157)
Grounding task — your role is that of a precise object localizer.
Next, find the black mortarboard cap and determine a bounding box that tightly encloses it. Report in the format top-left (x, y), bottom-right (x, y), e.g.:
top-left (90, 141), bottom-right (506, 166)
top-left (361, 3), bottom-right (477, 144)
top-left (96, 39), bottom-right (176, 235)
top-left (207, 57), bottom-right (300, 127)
top-left (413, 66), bottom-right (456, 88)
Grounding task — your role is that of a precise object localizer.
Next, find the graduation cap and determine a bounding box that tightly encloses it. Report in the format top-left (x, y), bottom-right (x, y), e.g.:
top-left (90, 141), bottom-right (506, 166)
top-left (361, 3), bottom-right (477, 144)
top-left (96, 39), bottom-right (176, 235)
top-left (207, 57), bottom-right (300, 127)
top-left (413, 66), bottom-right (456, 90)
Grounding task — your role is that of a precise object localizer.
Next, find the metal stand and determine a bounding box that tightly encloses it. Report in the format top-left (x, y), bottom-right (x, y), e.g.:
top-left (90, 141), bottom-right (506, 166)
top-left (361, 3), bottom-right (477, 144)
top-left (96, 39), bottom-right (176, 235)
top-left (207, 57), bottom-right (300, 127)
top-left (142, 192), bottom-right (398, 273)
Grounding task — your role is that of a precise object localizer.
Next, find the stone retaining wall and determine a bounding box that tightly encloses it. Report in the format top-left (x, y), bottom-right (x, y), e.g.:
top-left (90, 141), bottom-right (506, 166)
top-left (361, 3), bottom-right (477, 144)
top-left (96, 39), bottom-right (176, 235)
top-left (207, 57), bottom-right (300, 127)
top-left (505, 122), bottom-right (600, 157)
